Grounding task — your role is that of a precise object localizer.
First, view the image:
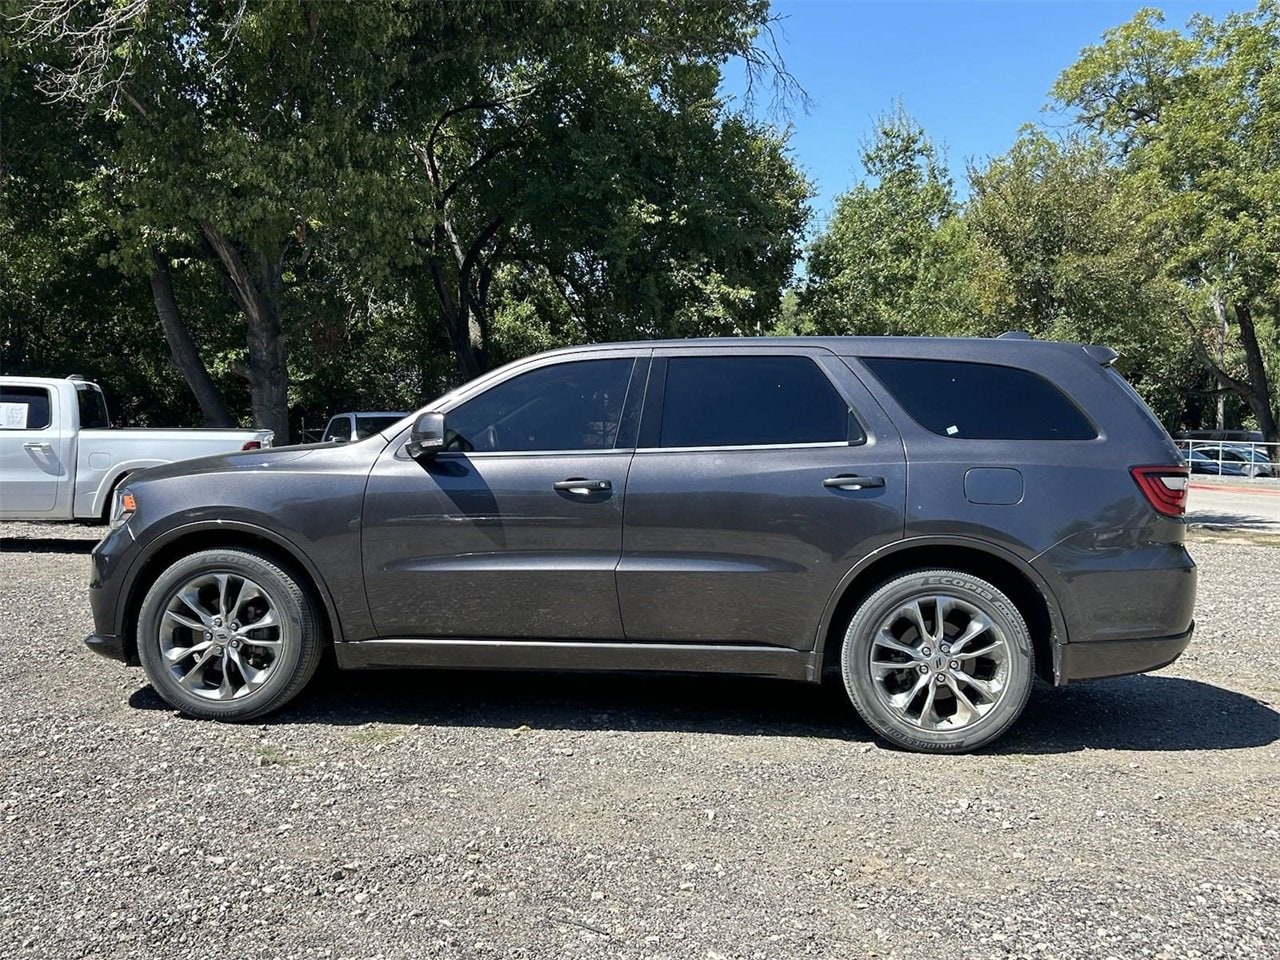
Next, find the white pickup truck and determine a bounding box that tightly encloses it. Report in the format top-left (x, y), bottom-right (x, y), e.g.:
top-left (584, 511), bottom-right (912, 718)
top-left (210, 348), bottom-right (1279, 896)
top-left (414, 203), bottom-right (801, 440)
top-left (0, 376), bottom-right (273, 521)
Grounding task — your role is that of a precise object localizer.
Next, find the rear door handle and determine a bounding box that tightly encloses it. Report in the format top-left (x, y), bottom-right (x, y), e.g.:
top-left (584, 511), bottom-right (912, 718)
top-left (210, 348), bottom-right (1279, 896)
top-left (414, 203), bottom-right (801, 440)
top-left (553, 478), bottom-right (612, 494)
top-left (824, 475), bottom-right (885, 490)
top-left (23, 442), bottom-right (52, 452)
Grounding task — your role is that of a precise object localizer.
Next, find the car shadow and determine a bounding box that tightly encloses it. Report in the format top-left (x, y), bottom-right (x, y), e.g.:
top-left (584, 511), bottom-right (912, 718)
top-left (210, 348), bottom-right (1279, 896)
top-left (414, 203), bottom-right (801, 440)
top-left (0, 536), bottom-right (97, 555)
top-left (127, 668), bottom-right (1278, 753)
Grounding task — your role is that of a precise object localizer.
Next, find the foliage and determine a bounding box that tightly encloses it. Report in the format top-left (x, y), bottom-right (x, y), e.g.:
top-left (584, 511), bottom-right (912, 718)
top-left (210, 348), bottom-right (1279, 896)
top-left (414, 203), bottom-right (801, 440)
top-left (5, 0), bottom-right (809, 438)
top-left (1053, 1), bottom-right (1280, 439)
top-left (794, 108), bottom-right (975, 337)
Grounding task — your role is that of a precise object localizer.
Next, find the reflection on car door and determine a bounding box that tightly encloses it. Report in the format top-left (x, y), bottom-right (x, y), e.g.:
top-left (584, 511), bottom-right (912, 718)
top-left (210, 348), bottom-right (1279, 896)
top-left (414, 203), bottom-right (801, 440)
top-left (617, 349), bottom-right (907, 651)
top-left (361, 353), bottom-right (647, 640)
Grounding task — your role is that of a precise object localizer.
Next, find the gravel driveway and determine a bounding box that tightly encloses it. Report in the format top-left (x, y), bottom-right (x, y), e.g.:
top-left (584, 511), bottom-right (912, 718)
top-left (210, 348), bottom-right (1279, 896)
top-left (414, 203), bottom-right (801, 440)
top-left (1, 522), bottom-right (1277, 960)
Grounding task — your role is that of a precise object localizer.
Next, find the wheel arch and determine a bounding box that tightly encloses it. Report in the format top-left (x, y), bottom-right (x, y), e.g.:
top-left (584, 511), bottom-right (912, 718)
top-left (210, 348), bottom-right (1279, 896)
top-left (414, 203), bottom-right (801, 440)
top-left (118, 521), bottom-right (343, 663)
top-left (814, 537), bottom-right (1066, 685)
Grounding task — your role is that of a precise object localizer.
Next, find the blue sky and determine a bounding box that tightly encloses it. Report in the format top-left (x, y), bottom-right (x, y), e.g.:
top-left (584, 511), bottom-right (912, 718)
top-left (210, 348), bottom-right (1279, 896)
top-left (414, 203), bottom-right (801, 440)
top-left (720, 0), bottom-right (1247, 229)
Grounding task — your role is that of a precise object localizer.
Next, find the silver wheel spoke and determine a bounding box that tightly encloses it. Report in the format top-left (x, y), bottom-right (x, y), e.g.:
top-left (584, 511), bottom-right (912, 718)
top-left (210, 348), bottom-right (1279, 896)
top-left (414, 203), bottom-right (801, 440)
top-left (244, 608), bottom-right (278, 632)
top-left (229, 648), bottom-right (267, 694)
top-left (228, 578), bottom-right (262, 621)
top-left (888, 672), bottom-right (930, 711)
top-left (945, 675), bottom-right (984, 725)
top-left (165, 610), bottom-right (206, 632)
top-left (873, 630), bottom-right (925, 662)
top-left (176, 589), bottom-right (212, 627)
top-left (215, 574), bottom-right (231, 620)
top-left (903, 601), bottom-right (931, 643)
top-left (916, 680), bottom-right (939, 728)
top-left (950, 614), bottom-right (994, 654)
top-left (178, 645), bottom-right (220, 689)
top-left (163, 639), bottom-right (212, 664)
top-left (214, 653), bottom-right (237, 700)
top-left (954, 669), bottom-right (1001, 702)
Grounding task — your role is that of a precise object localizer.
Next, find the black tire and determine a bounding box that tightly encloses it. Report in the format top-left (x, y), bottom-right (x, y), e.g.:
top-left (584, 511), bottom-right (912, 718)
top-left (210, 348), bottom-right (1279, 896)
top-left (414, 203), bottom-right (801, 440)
top-left (840, 569), bottom-right (1034, 753)
top-left (137, 548), bottom-right (324, 721)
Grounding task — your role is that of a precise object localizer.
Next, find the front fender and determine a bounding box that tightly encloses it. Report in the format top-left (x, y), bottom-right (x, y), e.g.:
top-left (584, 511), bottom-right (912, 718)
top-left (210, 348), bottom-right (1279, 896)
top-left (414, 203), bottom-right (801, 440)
top-left (109, 518), bottom-right (353, 650)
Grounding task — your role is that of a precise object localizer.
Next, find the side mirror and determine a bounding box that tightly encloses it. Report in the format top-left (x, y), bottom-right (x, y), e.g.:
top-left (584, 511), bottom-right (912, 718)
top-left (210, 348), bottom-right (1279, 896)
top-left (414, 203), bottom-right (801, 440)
top-left (404, 411), bottom-right (446, 460)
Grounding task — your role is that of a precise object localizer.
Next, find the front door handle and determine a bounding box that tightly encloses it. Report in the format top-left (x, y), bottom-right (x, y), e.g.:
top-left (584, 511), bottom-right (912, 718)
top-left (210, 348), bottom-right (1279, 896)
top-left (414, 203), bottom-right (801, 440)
top-left (824, 474), bottom-right (885, 490)
top-left (553, 478), bottom-right (612, 495)
top-left (23, 442), bottom-right (52, 453)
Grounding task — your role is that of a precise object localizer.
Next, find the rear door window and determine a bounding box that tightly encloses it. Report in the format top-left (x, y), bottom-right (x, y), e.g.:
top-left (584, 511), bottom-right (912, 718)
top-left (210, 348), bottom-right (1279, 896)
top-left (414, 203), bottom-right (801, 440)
top-left (861, 357), bottom-right (1096, 440)
top-left (0, 386), bottom-right (53, 430)
top-left (657, 356), bottom-right (853, 448)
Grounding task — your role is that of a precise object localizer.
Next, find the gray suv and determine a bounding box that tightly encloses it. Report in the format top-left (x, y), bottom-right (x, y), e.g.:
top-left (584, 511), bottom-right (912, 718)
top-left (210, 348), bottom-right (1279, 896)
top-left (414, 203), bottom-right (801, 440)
top-left (86, 337), bottom-right (1196, 753)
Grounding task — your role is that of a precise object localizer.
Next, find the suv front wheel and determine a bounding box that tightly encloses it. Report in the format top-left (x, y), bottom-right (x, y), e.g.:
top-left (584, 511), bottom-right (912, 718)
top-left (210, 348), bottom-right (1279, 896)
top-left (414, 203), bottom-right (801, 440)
top-left (841, 569), bottom-right (1034, 753)
top-left (137, 548), bottom-right (324, 721)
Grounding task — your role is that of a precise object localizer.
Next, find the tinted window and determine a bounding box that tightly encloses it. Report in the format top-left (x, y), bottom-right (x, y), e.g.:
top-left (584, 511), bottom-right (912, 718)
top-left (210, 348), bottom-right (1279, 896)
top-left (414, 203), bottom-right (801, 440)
top-left (0, 386), bottom-right (52, 430)
top-left (76, 385), bottom-right (110, 429)
top-left (355, 415), bottom-right (404, 439)
top-left (448, 358), bottom-right (636, 452)
top-left (862, 357), bottom-right (1096, 440)
top-left (658, 356), bottom-right (851, 448)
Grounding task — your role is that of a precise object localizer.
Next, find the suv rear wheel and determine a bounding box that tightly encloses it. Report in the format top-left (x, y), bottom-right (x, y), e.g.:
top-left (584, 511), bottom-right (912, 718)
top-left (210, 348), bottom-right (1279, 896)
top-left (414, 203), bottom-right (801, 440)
top-left (841, 569), bottom-right (1034, 753)
top-left (137, 548), bottom-right (324, 721)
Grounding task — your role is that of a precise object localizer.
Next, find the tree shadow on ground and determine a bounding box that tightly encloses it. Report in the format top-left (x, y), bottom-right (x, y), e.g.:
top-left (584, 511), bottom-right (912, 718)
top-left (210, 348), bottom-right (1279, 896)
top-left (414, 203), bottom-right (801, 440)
top-left (128, 666), bottom-right (1278, 754)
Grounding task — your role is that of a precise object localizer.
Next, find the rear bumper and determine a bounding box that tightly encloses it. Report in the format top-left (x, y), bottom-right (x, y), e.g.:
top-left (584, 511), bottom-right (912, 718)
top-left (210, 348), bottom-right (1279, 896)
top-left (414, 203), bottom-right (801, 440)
top-left (83, 632), bottom-right (131, 664)
top-left (1058, 624), bottom-right (1194, 682)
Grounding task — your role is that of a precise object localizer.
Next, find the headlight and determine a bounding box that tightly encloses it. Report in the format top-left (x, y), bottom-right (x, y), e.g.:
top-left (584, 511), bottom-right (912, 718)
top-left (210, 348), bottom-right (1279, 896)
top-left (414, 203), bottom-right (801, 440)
top-left (110, 488), bottom-right (137, 530)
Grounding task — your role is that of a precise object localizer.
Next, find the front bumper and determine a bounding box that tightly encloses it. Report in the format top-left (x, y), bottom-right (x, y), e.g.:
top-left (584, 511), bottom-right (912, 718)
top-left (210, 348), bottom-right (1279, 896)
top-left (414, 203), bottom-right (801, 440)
top-left (83, 632), bottom-right (131, 663)
top-left (1058, 623), bottom-right (1194, 682)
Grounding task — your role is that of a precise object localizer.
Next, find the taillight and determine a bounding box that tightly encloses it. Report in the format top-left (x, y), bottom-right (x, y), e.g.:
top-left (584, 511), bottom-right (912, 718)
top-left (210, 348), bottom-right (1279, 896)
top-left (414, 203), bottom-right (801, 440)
top-left (241, 440), bottom-right (262, 451)
top-left (1131, 465), bottom-right (1189, 517)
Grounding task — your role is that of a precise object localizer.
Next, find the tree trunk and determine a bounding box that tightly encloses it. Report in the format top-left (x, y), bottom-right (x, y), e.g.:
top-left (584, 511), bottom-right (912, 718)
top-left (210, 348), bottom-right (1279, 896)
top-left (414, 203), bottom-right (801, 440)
top-left (149, 249), bottom-right (234, 427)
top-left (1234, 301), bottom-right (1279, 444)
top-left (200, 222), bottom-right (292, 442)
top-left (430, 258), bottom-right (484, 380)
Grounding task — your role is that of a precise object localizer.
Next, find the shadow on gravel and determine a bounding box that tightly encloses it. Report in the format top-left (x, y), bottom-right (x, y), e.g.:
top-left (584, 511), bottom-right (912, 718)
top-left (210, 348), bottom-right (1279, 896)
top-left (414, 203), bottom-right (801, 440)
top-left (0, 537), bottom-right (97, 555)
top-left (128, 668), bottom-right (1279, 752)
top-left (999, 675), bottom-right (1279, 753)
top-left (1188, 511), bottom-right (1280, 531)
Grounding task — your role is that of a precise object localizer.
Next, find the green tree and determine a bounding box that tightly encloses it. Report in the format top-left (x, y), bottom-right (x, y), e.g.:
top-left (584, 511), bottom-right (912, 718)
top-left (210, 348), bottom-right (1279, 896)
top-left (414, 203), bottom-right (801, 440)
top-left (796, 108), bottom-right (973, 336)
top-left (964, 130), bottom-right (1199, 426)
top-left (14, 0), bottom-right (809, 439)
top-left (1054, 2), bottom-right (1280, 441)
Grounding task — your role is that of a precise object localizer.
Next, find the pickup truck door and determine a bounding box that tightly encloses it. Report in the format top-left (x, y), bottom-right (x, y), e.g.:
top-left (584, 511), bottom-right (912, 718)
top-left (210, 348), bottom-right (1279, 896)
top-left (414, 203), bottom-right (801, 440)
top-left (0, 383), bottom-right (70, 515)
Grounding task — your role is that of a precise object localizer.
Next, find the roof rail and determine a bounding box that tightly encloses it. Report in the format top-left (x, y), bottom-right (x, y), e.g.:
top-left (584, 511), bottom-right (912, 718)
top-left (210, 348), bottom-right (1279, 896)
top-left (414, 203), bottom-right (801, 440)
top-left (995, 330), bottom-right (1031, 340)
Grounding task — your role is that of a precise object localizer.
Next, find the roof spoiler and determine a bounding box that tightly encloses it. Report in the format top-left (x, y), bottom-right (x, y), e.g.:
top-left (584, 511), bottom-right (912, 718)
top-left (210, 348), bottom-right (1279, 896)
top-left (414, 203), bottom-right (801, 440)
top-left (1084, 344), bottom-right (1119, 367)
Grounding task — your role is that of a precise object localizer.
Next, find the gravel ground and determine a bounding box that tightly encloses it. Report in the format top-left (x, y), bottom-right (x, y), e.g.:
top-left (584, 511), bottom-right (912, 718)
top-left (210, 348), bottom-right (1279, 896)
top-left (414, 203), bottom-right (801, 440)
top-left (1, 522), bottom-right (1277, 960)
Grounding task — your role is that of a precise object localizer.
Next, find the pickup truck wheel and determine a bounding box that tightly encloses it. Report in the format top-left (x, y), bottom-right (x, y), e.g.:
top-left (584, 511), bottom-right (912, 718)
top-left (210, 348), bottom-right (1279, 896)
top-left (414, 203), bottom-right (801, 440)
top-left (840, 569), bottom-right (1034, 754)
top-left (137, 549), bottom-right (323, 721)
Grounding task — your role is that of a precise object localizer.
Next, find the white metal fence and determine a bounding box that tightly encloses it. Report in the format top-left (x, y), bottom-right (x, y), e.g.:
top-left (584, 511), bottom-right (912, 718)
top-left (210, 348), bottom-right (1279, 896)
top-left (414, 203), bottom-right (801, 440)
top-left (1173, 439), bottom-right (1280, 479)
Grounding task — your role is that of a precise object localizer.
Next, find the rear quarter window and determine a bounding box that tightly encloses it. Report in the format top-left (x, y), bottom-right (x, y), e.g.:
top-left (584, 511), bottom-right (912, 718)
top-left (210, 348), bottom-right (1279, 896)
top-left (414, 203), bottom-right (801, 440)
top-left (861, 357), bottom-right (1096, 440)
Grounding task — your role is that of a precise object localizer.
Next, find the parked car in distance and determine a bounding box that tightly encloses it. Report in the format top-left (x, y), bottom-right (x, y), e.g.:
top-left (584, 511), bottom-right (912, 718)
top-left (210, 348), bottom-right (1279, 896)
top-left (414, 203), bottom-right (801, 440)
top-left (0, 375), bottom-right (272, 521)
top-left (86, 337), bottom-right (1196, 753)
top-left (1194, 444), bottom-right (1273, 478)
top-left (321, 411), bottom-right (408, 444)
top-left (1186, 448), bottom-right (1249, 477)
